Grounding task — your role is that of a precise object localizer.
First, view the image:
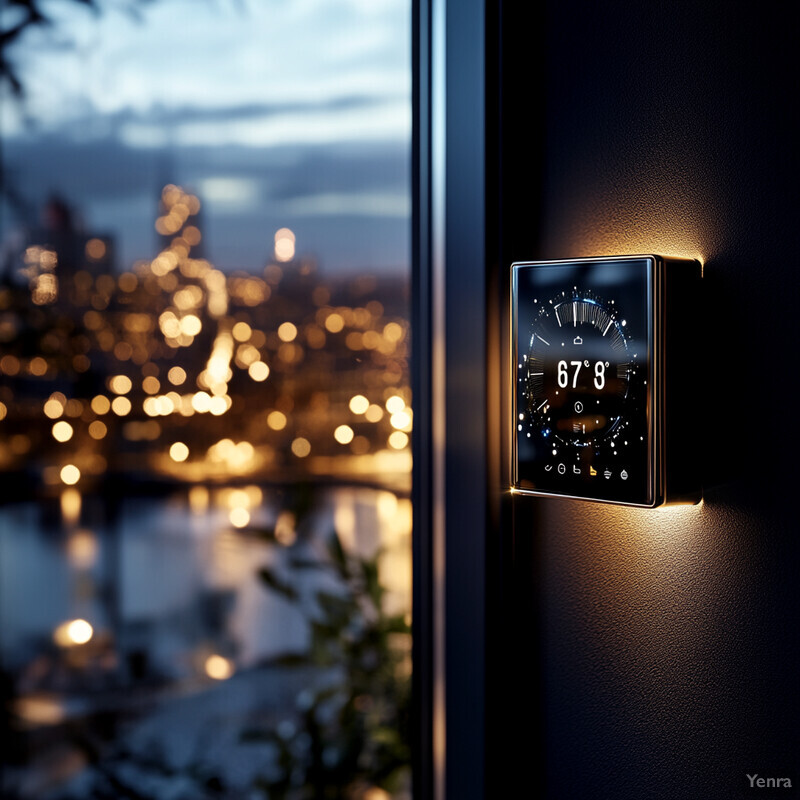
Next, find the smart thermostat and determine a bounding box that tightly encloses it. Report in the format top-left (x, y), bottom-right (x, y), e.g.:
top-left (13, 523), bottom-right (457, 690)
top-left (511, 255), bottom-right (702, 507)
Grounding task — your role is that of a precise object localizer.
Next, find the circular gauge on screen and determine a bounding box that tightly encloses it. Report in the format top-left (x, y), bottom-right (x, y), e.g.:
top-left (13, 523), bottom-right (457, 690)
top-left (523, 290), bottom-right (639, 448)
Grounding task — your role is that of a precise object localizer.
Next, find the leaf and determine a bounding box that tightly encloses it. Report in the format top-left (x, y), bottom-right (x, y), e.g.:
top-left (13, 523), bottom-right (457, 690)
top-left (265, 652), bottom-right (311, 668)
top-left (257, 568), bottom-right (298, 601)
top-left (316, 590), bottom-right (356, 625)
top-left (288, 557), bottom-right (328, 571)
top-left (360, 558), bottom-right (383, 608)
top-left (327, 530), bottom-right (348, 575)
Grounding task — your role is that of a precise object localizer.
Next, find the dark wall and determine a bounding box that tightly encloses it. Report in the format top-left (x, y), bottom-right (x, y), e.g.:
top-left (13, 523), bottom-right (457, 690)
top-left (498, 3), bottom-right (799, 798)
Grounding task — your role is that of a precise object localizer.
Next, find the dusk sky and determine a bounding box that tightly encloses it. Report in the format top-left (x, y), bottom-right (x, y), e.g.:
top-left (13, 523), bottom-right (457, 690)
top-left (1, 0), bottom-right (410, 273)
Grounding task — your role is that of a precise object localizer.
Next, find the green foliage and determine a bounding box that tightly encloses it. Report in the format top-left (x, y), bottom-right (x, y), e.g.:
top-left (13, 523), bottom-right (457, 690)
top-left (249, 492), bottom-right (411, 799)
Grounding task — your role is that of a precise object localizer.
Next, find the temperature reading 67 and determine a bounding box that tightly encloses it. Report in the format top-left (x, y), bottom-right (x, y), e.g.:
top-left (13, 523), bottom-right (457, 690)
top-left (557, 359), bottom-right (605, 390)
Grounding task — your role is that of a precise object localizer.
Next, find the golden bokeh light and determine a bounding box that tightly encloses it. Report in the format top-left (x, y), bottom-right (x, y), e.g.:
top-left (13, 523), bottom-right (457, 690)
top-left (248, 361), bottom-right (270, 381)
top-left (64, 398), bottom-right (83, 417)
top-left (229, 507), bottom-right (250, 528)
top-left (362, 788), bottom-right (391, 800)
top-left (54, 619), bottom-right (94, 647)
top-left (365, 404), bottom-right (384, 422)
top-left (390, 410), bottom-right (412, 431)
top-left (108, 375), bottom-right (132, 395)
top-left (167, 366), bottom-right (187, 385)
top-left (278, 322), bottom-right (298, 342)
top-left (388, 431), bottom-right (409, 450)
top-left (60, 464), bottom-right (81, 485)
top-left (111, 396), bottom-right (132, 416)
top-left (291, 437), bottom-right (311, 458)
top-left (118, 271), bottom-right (138, 292)
top-left (267, 410), bottom-right (287, 430)
top-left (209, 396), bottom-right (228, 415)
top-left (180, 314), bottom-right (202, 336)
top-left (169, 442), bottom-right (190, 462)
top-left (334, 425), bottom-right (355, 445)
top-left (142, 376), bottom-right (161, 394)
top-left (204, 654), bottom-right (234, 681)
top-left (85, 238), bottom-right (106, 260)
top-left (232, 321), bottom-right (252, 342)
top-left (383, 322), bottom-right (404, 342)
top-left (88, 420), bottom-right (108, 440)
top-left (60, 488), bottom-right (81, 524)
top-left (91, 395), bottom-right (111, 415)
top-left (349, 394), bottom-right (370, 414)
top-left (44, 397), bottom-right (65, 419)
top-left (385, 395), bottom-right (405, 414)
top-left (324, 313), bottom-right (344, 333)
top-left (274, 227), bottom-right (296, 262)
top-left (192, 392), bottom-right (212, 413)
top-left (52, 421), bottom-right (74, 442)
top-left (29, 357), bottom-right (48, 376)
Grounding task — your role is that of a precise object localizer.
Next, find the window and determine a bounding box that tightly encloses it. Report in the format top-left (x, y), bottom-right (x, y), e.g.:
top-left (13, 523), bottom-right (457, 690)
top-left (0, 2), bottom-right (411, 797)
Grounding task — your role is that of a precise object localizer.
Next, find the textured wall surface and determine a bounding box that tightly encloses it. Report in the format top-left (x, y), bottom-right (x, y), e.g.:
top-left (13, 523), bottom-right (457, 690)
top-left (505, 2), bottom-right (799, 798)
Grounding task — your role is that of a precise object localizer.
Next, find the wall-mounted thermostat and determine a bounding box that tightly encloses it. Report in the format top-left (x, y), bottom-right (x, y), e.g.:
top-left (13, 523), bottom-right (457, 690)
top-left (511, 255), bottom-right (702, 507)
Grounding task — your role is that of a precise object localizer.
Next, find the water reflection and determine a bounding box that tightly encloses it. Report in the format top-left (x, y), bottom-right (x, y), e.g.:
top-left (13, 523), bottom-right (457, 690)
top-left (1, 484), bottom-right (411, 799)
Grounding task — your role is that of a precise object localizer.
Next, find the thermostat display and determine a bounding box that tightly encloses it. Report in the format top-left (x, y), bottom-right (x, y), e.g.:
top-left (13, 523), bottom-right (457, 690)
top-left (512, 255), bottom-right (701, 507)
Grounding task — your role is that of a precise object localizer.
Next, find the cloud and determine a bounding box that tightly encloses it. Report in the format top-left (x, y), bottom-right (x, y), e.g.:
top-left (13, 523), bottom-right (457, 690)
top-left (1, 134), bottom-right (409, 272)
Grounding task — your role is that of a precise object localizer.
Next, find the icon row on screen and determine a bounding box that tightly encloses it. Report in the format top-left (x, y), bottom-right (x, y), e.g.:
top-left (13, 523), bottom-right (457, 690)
top-left (544, 463), bottom-right (629, 480)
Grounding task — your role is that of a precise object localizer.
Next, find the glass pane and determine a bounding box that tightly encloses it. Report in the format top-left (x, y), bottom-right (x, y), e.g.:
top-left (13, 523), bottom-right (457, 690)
top-left (1, 2), bottom-right (411, 798)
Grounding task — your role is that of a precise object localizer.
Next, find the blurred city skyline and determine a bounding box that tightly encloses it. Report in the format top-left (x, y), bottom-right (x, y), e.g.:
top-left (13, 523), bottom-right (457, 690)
top-left (1, 0), bottom-right (411, 274)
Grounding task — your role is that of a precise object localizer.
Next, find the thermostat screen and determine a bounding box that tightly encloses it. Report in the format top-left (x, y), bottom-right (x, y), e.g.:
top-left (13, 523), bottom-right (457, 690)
top-left (512, 258), bottom-right (654, 505)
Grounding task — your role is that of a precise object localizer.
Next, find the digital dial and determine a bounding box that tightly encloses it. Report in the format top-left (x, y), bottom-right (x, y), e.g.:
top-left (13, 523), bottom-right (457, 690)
top-left (522, 290), bottom-right (639, 450)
